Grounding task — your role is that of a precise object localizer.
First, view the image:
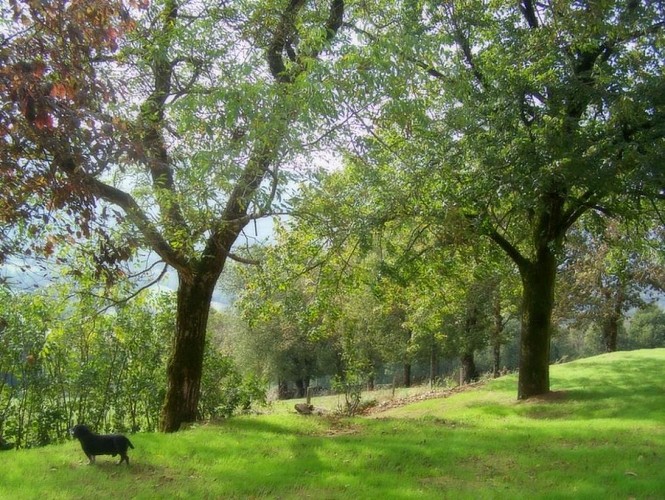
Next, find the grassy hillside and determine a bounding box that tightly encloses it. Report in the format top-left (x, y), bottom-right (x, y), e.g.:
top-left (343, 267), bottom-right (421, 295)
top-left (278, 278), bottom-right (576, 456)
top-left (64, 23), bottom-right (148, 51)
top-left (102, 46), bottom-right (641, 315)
top-left (3, 349), bottom-right (665, 499)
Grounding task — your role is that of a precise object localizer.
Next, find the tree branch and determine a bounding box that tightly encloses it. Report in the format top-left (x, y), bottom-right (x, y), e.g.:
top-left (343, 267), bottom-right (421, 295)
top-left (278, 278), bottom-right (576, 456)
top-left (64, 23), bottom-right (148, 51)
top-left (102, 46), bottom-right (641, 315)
top-left (136, 0), bottom-right (190, 238)
top-left (54, 153), bottom-right (192, 279)
top-left (519, 0), bottom-right (539, 29)
top-left (94, 263), bottom-right (170, 314)
top-left (203, 0), bottom-right (346, 272)
top-left (486, 227), bottom-right (530, 273)
top-left (344, 22), bottom-right (450, 83)
top-left (267, 0), bottom-right (306, 83)
top-left (267, 0), bottom-right (345, 83)
top-left (441, 2), bottom-right (486, 88)
top-left (228, 252), bottom-right (260, 265)
top-left (561, 190), bottom-right (596, 233)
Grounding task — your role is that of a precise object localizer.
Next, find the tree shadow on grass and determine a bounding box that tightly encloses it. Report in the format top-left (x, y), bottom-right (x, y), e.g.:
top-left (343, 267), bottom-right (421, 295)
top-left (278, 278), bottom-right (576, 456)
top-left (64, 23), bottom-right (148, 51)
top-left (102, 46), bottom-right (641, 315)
top-left (521, 354), bottom-right (665, 421)
top-left (176, 417), bottom-right (330, 497)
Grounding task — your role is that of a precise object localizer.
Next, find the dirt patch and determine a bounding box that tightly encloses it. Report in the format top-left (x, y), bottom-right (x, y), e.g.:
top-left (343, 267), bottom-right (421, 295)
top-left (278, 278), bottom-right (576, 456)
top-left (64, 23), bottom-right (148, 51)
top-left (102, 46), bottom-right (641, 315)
top-left (322, 416), bottom-right (361, 436)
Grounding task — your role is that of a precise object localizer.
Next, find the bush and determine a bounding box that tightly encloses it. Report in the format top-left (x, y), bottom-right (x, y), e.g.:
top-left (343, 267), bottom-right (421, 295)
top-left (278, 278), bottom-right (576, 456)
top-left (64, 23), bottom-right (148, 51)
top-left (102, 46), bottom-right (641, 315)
top-left (0, 286), bottom-right (266, 448)
top-left (200, 343), bottom-right (268, 419)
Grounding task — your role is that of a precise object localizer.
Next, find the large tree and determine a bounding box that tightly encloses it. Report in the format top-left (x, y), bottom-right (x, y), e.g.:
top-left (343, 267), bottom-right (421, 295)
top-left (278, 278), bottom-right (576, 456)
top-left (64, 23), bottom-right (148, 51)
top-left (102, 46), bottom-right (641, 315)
top-left (0, 0), bottom-right (345, 431)
top-left (345, 0), bottom-right (665, 398)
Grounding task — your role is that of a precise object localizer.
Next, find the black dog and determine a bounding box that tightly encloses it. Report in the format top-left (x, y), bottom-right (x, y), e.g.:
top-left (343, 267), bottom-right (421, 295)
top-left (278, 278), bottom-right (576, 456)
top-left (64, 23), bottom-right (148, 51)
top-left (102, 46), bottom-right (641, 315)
top-left (70, 424), bottom-right (134, 465)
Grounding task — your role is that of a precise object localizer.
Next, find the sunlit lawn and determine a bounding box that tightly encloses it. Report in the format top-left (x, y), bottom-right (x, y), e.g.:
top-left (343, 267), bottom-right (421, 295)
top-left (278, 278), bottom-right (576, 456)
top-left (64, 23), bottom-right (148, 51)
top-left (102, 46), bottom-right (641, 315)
top-left (3, 349), bottom-right (665, 499)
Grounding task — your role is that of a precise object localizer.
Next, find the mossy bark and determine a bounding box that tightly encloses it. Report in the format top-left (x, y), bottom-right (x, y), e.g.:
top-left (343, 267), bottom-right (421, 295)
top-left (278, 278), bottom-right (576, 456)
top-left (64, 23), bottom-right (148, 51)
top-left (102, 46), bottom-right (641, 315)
top-left (517, 242), bottom-right (557, 399)
top-left (160, 274), bottom-right (216, 432)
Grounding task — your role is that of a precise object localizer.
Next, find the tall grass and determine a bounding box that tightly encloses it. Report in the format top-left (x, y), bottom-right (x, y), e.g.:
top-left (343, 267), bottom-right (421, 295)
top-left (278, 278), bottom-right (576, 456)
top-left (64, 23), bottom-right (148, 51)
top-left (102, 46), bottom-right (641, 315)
top-left (3, 349), bottom-right (664, 499)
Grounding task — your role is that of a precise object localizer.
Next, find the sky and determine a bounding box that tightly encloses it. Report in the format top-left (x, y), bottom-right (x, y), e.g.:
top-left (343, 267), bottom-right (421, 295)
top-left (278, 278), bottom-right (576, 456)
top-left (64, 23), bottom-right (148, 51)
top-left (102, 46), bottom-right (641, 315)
top-left (0, 214), bottom-right (278, 310)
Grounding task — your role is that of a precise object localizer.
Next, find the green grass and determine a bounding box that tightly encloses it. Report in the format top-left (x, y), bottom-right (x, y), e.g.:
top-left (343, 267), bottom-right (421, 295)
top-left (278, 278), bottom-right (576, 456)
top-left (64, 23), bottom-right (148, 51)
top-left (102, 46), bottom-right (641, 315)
top-left (4, 349), bottom-right (665, 499)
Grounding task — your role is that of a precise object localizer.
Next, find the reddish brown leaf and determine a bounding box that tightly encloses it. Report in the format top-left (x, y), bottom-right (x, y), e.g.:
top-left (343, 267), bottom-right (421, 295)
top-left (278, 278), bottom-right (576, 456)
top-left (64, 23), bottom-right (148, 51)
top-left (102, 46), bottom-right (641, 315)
top-left (50, 82), bottom-right (76, 99)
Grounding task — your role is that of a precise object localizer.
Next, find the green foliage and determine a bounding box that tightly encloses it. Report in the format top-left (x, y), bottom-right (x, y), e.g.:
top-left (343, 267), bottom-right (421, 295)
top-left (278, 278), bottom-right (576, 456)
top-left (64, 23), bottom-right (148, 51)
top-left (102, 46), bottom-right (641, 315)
top-left (0, 282), bottom-right (265, 448)
top-left (624, 304), bottom-right (665, 350)
top-left (199, 342), bottom-right (268, 419)
top-left (330, 371), bottom-right (362, 416)
top-left (1, 0), bottom-right (663, 422)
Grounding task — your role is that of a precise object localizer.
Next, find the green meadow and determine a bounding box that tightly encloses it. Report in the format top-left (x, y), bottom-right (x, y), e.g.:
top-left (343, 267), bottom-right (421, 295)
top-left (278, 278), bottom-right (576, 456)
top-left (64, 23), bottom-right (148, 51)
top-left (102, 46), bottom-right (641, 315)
top-left (3, 349), bottom-right (664, 499)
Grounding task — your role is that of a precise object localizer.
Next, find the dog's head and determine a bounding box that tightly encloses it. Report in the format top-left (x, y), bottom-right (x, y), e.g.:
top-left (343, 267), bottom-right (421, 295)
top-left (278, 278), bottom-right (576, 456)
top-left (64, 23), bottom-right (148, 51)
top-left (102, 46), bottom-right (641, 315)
top-left (70, 424), bottom-right (92, 439)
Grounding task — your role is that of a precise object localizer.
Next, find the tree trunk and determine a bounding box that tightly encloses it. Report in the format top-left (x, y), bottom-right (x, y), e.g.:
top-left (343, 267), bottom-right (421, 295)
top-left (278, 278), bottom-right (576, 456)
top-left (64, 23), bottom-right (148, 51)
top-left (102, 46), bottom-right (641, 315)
top-left (403, 327), bottom-right (412, 387)
top-left (492, 343), bottom-right (501, 378)
top-left (403, 363), bottom-right (411, 388)
top-left (518, 250), bottom-right (557, 399)
top-left (603, 316), bottom-right (619, 353)
top-left (602, 290), bottom-right (624, 352)
top-left (429, 340), bottom-right (439, 385)
top-left (277, 379), bottom-right (289, 400)
top-left (295, 378), bottom-right (308, 398)
top-left (160, 274), bottom-right (216, 432)
top-left (491, 290), bottom-right (503, 378)
top-left (460, 352), bottom-right (478, 384)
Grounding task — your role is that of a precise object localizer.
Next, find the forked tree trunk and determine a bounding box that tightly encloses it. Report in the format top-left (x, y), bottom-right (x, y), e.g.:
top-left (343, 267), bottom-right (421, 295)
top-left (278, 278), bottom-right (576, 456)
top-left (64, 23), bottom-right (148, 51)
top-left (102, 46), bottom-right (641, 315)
top-left (517, 248), bottom-right (557, 399)
top-left (160, 274), bottom-right (217, 432)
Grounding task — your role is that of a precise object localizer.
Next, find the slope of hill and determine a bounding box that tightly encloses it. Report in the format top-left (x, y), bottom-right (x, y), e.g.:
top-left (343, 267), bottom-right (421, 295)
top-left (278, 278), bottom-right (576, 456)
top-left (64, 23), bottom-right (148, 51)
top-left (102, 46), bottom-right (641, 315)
top-left (3, 349), bottom-right (664, 499)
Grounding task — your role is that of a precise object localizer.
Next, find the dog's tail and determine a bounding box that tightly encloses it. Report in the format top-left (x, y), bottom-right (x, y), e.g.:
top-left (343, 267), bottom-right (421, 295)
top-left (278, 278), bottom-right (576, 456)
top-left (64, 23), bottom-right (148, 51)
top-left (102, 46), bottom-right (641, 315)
top-left (127, 438), bottom-right (135, 449)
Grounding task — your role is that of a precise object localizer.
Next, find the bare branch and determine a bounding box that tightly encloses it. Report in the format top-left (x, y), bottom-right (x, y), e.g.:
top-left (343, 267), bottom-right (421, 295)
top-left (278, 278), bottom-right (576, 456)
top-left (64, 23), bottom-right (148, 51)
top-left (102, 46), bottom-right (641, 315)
top-left (91, 263), bottom-right (170, 314)
top-left (227, 252), bottom-right (261, 265)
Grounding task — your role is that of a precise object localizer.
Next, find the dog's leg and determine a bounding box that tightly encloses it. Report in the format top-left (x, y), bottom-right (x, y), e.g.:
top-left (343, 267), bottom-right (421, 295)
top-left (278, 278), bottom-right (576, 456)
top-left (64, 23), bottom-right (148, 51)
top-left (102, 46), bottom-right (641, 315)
top-left (117, 454), bottom-right (129, 465)
top-left (87, 455), bottom-right (95, 465)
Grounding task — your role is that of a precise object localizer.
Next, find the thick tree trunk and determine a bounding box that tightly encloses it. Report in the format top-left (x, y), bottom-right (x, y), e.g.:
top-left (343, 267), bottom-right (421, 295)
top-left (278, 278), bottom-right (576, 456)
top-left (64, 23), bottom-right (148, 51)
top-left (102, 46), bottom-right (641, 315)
top-left (160, 274), bottom-right (216, 432)
top-left (518, 249), bottom-right (557, 399)
top-left (603, 316), bottom-right (619, 352)
top-left (460, 352), bottom-right (478, 384)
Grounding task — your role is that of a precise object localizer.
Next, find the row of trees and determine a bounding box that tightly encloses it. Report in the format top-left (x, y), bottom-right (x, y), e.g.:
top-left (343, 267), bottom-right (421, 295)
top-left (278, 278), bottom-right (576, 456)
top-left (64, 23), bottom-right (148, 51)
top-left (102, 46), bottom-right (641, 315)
top-left (1, 232), bottom-right (663, 447)
top-left (1, 0), bottom-right (664, 431)
top-left (330, 0), bottom-right (665, 400)
top-left (217, 197), bottom-right (663, 399)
